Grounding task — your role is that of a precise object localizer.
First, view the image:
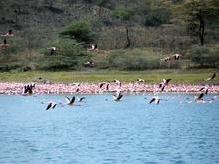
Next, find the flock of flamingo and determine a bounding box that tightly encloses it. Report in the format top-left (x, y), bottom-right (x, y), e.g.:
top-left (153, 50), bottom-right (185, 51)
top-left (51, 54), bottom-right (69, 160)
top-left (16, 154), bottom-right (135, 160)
top-left (12, 72), bottom-right (217, 110)
top-left (0, 29), bottom-right (218, 110)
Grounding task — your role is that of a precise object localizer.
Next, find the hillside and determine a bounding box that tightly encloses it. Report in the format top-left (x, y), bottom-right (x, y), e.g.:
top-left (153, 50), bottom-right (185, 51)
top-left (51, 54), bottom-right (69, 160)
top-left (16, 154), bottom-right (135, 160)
top-left (0, 0), bottom-right (218, 71)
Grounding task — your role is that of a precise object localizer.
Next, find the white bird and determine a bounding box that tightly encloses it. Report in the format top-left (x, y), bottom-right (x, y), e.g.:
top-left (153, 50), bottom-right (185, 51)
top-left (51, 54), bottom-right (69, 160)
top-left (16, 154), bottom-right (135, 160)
top-left (47, 47), bottom-right (57, 55)
top-left (1, 30), bottom-right (14, 37)
top-left (195, 93), bottom-right (204, 101)
top-left (159, 79), bottom-right (171, 91)
top-left (172, 54), bottom-right (182, 60)
top-left (206, 73), bottom-right (216, 81)
top-left (137, 78), bottom-right (145, 83)
top-left (113, 92), bottom-right (123, 101)
top-left (199, 86), bottom-right (209, 94)
top-left (113, 79), bottom-right (122, 87)
top-left (149, 97), bottom-right (161, 104)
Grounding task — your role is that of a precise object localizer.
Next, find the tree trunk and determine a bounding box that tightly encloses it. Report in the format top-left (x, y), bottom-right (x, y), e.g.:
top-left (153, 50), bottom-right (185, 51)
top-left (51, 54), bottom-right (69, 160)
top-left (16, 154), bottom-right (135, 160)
top-left (199, 17), bottom-right (205, 46)
top-left (125, 26), bottom-right (131, 48)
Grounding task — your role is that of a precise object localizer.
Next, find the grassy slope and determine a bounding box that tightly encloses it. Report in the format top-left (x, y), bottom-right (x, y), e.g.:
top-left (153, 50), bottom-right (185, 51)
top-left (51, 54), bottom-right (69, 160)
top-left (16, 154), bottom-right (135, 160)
top-left (0, 69), bottom-right (218, 84)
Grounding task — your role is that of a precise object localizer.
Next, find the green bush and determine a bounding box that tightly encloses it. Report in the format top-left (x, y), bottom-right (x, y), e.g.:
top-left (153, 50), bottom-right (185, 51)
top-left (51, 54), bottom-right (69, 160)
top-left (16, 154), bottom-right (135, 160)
top-left (40, 39), bottom-right (90, 70)
top-left (145, 7), bottom-right (170, 27)
top-left (187, 46), bottom-right (219, 68)
top-left (107, 49), bottom-right (162, 70)
top-left (60, 21), bottom-right (96, 44)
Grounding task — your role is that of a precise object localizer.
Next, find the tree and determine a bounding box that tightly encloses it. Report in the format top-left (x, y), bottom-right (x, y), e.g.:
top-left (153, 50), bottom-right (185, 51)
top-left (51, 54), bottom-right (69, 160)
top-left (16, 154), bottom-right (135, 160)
top-left (176, 0), bottom-right (218, 46)
top-left (113, 8), bottom-right (135, 48)
top-left (60, 21), bottom-right (95, 44)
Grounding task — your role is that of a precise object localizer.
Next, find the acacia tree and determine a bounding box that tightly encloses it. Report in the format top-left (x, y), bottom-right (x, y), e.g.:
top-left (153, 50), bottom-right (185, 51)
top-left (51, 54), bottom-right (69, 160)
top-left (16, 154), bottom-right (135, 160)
top-left (176, 0), bottom-right (218, 46)
top-left (113, 8), bottom-right (135, 48)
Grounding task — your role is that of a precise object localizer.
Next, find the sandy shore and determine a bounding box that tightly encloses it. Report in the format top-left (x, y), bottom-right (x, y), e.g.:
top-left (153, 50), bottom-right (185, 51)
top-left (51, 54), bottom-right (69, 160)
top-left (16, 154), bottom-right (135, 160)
top-left (0, 82), bottom-right (219, 95)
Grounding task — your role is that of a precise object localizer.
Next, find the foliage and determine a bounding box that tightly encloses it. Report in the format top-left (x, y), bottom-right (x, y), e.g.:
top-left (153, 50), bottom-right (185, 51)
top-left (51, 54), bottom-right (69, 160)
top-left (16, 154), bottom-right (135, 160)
top-left (60, 21), bottom-right (96, 44)
top-left (107, 49), bottom-right (163, 70)
top-left (144, 7), bottom-right (170, 27)
top-left (186, 45), bottom-right (219, 68)
top-left (40, 38), bottom-right (90, 70)
top-left (112, 8), bottom-right (135, 22)
top-left (175, 0), bottom-right (219, 45)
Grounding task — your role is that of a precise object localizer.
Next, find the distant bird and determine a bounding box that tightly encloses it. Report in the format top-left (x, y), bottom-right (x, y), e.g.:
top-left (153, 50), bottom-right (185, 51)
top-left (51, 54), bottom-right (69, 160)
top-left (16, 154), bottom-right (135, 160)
top-left (46, 102), bottom-right (57, 110)
top-left (47, 47), bottom-right (57, 55)
top-left (76, 88), bottom-right (80, 93)
top-left (84, 61), bottom-right (95, 67)
top-left (172, 54), bottom-right (182, 60)
top-left (88, 44), bottom-right (98, 51)
top-left (113, 92), bottom-right (123, 101)
top-left (65, 96), bottom-right (76, 105)
top-left (99, 82), bottom-right (106, 89)
top-left (149, 97), bottom-right (160, 104)
top-left (161, 57), bottom-right (171, 62)
top-left (113, 79), bottom-right (122, 87)
top-left (1, 29), bottom-right (14, 37)
top-left (199, 86), bottom-right (209, 94)
top-left (106, 83), bottom-right (109, 91)
top-left (92, 44), bottom-right (97, 50)
top-left (206, 73), bottom-right (216, 81)
top-left (159, 79), bottom-right (171, 91)
top-left (78, 97), bottom-right (86, 102)
top-left (23, 83), bottom-right (35, 95)
top-left (137, 78), bottom-right (145, 83)
top-left (195, 93), bottom-right (204, 101)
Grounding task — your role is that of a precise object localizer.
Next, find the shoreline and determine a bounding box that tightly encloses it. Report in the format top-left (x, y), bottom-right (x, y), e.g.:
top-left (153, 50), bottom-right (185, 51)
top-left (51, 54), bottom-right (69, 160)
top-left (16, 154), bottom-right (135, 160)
top-left (0, 82), bottom-right (219, 95)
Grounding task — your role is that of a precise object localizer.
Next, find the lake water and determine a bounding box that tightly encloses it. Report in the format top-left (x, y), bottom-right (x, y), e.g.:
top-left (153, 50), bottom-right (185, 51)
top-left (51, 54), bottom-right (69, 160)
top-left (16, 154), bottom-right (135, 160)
top-left (0, 94), bottom-right (219, 164)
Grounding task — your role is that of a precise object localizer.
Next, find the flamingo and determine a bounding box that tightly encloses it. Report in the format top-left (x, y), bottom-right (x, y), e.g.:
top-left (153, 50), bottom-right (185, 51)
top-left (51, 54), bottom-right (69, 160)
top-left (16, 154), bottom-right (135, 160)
top-left (46, 102), bottom-right (57, 110)
top-left (206, 73), bottom-right (216, 81)
top-left (65, 96), bottom-right (76, 105)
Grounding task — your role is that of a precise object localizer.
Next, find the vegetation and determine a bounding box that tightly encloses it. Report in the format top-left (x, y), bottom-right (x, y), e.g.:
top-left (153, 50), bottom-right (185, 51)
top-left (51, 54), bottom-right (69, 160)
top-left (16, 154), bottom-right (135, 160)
top-left (0, 0), bottom-right (218, 73)
top-left (0, 69), bottom-right (218, 84)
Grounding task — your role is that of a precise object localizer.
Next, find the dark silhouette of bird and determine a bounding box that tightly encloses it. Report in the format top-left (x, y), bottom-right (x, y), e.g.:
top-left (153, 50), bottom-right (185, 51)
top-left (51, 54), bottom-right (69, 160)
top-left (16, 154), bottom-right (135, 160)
top-left (99, 82), bottom-right (106, 89)
top-left (65, 96), bottom-right (76, 105)
top-left (113, 79), bottom-right (122, 87)
top-left (159, 79), bottom-right (171, 91)
top-left (206, 73), bottom-right (216, 81)
top-left (195, 93), bottom-right (204, 101)
top-left (78, 97), bottom-right (86, 102)
top-left (47, 47), bottom-right (57, 55)
top-left (23, 83), bottom-right (35, 95)
top-left (46, 102), bottom-right (57, 110)
top-left (113, 92), bottom-right (123, 101)
top-left (76, 88), bottom-right (80, 93)
top-left (172, 54), bottom-right (182, 60)
top-left (1, 29), bottom-right (14, 37)
top-left (106, 83), bottom-right (109, 91)
top-left (199, 86), bottom-right (209, 94)
top-left (149, 97), bottom-right (160, 104)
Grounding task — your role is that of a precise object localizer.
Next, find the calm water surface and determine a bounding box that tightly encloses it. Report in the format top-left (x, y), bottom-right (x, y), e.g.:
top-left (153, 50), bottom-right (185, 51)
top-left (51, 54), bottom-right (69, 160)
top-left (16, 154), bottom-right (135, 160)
top-left (0, 94), bottom-right (218, 164)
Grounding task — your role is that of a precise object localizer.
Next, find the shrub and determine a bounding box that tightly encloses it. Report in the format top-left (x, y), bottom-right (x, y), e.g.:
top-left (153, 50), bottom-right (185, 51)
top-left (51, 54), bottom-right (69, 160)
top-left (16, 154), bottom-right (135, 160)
top-left (107, 49), bottom-right (162, 70)
top-left (60, 21), bottom-right (96, 44)
top-left (144, 7), bottom-right (170, 27)
top-left (40, 38), bottom-right (90, 70)
top-left (187, 46), bottom-right (219, 68)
